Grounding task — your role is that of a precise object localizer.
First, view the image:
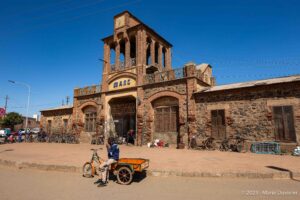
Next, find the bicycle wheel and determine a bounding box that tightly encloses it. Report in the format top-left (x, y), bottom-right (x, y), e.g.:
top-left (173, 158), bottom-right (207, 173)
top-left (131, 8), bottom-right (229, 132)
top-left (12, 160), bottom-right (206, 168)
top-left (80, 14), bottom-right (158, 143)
top-left (82, 162), bottom-right (94, 178)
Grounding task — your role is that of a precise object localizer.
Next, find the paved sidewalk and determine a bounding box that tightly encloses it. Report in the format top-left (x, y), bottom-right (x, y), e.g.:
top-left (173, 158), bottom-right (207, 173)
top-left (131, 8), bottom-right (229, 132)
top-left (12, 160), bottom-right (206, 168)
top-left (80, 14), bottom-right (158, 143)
top-left (0, 143), bottom-right (300, 179)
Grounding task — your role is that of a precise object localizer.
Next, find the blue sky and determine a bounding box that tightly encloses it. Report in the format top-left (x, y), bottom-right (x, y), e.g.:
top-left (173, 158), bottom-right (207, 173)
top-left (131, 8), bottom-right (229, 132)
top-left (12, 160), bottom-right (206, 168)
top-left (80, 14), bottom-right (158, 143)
top-left (0, 0), bottom-right (300, 117)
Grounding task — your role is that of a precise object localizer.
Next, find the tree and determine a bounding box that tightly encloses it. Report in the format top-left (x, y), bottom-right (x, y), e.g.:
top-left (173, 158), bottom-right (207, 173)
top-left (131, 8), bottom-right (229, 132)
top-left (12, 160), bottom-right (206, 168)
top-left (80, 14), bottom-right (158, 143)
top-left (0, 112), bottom-right (23, 130)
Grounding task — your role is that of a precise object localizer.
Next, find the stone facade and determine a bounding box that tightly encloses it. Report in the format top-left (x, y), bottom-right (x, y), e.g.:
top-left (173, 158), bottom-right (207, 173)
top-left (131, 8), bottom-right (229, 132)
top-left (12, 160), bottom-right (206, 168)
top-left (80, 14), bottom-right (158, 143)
top-left (40, 11), bottom-right (300, 150)
top-left (40, 106), bottom-right (73, 135)
top-left (14, 117), bottom-right (40, 131)
top-left (194, 81), bottom-right (300, 150)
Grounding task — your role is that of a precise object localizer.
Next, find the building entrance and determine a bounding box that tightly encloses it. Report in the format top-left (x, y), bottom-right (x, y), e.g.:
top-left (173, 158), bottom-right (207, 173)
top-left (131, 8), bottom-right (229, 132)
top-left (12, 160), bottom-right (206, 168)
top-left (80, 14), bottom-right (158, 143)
top-left (109, 96), bottom-right (136, 143)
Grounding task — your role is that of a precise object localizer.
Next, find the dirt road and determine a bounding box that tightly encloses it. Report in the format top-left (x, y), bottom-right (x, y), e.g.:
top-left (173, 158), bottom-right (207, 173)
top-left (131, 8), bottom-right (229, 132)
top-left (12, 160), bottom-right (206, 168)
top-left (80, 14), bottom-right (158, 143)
top-left (0, 166), bottom-right (299, 200)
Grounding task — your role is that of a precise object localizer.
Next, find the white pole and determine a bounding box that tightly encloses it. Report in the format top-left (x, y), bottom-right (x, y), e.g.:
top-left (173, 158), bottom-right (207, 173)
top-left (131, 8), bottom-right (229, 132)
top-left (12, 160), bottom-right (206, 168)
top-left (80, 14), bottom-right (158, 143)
top-left (25, 84), bottom-right (30, 133)
top-left (8, 80), bottom-right (31, 132)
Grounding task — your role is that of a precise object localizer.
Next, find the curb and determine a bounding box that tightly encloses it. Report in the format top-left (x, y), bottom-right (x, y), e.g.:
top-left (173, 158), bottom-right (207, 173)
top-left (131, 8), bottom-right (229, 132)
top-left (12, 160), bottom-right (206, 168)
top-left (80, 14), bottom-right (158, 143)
top-left (1, 158), bottom-right (299, 179)
top-left (147, 170), bottom-right (300, 179)
top-left (0, 159), bottom-right (81, 173)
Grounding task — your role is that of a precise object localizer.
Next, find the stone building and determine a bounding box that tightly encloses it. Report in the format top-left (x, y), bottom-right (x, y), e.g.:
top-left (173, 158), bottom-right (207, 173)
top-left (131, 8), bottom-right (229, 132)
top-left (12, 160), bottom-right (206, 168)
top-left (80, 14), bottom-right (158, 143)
top-left (40, 11), bottom-right (300, 150)
top-left (14, 116), bottom-right (40, 131)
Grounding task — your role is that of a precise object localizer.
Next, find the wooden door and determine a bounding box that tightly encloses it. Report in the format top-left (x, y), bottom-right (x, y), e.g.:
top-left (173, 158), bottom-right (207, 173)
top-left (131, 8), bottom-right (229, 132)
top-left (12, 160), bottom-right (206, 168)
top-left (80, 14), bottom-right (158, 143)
top-left (273, 106), bottom-right (296, 142)
top-left (154, 106), bottom-right (178, 132)
top-left (211, 110), bottom-right (226, 139)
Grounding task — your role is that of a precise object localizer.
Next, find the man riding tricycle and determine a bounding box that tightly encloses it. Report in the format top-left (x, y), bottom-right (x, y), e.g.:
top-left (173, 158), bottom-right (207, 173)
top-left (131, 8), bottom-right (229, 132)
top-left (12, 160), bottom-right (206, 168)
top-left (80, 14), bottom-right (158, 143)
top-left (82, 137), bottom-right (149, 186)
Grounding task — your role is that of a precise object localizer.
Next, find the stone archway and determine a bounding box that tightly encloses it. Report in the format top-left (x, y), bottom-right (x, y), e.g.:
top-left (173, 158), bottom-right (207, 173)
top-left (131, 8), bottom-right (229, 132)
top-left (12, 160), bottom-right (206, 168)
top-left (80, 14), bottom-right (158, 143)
top-left (151, 96), bottom-right (179, 144)
top-left (107, 96), bottom-right (137, 144)
top-left (144, 91), bottom-right (186, 147)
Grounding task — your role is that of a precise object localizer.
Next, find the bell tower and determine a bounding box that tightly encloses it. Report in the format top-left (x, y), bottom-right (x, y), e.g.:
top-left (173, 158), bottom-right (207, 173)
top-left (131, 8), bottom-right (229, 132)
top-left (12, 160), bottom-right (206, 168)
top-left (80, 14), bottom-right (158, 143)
top-left (101, 11), bottom-right (173, 91)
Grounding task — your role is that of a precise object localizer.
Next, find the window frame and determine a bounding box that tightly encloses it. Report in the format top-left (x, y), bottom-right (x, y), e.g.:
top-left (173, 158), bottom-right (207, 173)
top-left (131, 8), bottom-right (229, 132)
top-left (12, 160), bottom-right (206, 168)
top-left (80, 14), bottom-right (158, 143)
top-left (84, 112), bottom-right (97, 132)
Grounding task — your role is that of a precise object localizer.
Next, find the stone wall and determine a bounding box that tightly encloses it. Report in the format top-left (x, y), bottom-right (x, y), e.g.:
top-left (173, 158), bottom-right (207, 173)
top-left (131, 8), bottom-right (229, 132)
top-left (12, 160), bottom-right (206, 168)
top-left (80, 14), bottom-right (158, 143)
top-left (40, 108), bottom-right (73, 134)
top-left (143, 80), bottom-right (187, 98)
top-left (14, 117), bottom-right (40, 131)
top-left (194, 82), bottom-right (300, 146)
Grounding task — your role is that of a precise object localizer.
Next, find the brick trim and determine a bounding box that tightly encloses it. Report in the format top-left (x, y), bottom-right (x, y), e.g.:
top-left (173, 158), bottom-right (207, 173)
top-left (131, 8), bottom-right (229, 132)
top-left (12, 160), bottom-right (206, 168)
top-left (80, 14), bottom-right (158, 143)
top-left (107, 72), bottom-right (137, 84)
top-left (146, 90), bottom-right (184, 103)
top-left (79, 101), bottom-right (99, 111)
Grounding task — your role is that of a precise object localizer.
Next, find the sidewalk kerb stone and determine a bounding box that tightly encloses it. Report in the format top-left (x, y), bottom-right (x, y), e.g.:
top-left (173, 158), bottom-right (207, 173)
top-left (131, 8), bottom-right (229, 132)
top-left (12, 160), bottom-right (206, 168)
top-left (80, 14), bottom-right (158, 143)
top-left (1, 158), bottom-right (300, 180)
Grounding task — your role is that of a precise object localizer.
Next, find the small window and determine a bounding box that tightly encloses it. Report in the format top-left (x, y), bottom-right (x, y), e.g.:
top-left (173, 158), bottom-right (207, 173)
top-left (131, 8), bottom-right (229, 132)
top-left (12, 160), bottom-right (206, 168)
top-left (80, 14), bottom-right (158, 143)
top-left (63, 119), bottom-right (68, 133)
top-left (211, 109), bottom-right (226, 139)
top-left (47, 120), bottom-right (52, 134)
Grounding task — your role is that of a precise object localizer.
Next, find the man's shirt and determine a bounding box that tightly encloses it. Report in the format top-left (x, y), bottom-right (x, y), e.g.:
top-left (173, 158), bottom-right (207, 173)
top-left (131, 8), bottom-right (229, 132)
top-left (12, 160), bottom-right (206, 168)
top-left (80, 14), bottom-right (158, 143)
top-left (108, 143), bottom-right (119, 160)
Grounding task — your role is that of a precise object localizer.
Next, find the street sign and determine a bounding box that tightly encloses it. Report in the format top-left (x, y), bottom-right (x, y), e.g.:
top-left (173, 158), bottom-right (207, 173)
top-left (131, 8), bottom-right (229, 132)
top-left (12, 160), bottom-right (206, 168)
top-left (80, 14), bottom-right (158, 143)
top-left (0, 108), bottom-right (6, 117)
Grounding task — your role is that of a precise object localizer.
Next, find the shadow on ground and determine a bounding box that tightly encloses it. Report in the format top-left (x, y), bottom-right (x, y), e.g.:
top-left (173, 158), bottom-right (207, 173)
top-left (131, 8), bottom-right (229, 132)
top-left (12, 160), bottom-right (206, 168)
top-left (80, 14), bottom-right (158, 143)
top-left (0, 149), bottom-right (14, 154)
top-left (266, 166), bottom-right (300, 182)
top-left (107, 170), bottom-right (147, 184)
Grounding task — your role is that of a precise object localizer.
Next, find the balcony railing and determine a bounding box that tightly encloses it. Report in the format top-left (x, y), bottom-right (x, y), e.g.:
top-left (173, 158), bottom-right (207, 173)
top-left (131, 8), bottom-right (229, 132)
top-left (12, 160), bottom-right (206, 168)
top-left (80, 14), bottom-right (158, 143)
top-left (74, 85), bottom-right (101, 97)
top-left (110, 58), bottom-right (136, 72)
top-left (144, 68), bottom-right (186, 84)
top-left (131, 58), bottom-right (136, 66)
top-left (111, 63), bottom-right (116, 72)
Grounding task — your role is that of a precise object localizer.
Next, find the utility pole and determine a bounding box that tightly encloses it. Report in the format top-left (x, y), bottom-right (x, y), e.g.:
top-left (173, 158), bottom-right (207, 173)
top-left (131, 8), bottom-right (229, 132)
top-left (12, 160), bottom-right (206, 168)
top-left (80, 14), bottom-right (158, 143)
top-left (62, 100), bottom-right (64, 106)
top-left (8, 80), bottom-right (31, 132)
top-left (66, 96), bottom-right (69, 105)
top-left (4, 95), bottom-right (9, 112)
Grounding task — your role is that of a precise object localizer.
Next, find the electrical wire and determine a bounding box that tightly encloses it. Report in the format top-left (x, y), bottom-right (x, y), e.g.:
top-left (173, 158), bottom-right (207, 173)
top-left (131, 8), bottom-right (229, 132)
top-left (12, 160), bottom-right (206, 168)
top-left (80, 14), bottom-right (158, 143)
top-left (5, 0), bottom-right (142, 36)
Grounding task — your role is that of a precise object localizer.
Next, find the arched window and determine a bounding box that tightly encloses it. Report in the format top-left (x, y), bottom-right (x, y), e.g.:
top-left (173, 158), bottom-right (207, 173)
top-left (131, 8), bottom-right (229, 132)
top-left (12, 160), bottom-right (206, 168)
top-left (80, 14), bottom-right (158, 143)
top-left (162, 47), bottom-right (166, 68)
top-left (83, 106), bottom-right (97, 132)
top-left (130, 35), bottom-right (136, 66)
top-left (146, 37), bottom-right (152, 65)
top-left (119, 39), bottom-right (125, 70)
top-left (155, 42), bottom-right (159, 64)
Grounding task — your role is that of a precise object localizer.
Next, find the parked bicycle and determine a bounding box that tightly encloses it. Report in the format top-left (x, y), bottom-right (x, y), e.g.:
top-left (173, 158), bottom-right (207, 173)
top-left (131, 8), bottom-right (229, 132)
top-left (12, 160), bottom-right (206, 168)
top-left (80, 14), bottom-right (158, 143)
top-left (229, 136), bottom-right (245, 152)
top-left (91, 134), bottom-right (104, 145)
top-left (219, 138), bottom-right (230, 151)
top-left (197, 137), bottom-right (216, 150)
top-left (219, 136), bottom-right (245, 152)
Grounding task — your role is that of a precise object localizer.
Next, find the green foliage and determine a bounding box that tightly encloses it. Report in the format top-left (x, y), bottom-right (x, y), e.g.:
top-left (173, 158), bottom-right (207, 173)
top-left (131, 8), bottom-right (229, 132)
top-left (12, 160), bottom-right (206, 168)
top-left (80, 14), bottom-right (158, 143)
top-left (0, 112), bottom-right (23, 129)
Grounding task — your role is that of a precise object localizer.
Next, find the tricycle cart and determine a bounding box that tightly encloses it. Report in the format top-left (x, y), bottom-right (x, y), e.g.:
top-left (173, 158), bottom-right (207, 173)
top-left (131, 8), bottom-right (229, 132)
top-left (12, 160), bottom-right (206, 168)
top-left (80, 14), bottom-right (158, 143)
top-left (82, 149), bottom-right (149, 185)
top-left (111, 158), bottom-right (149, 184)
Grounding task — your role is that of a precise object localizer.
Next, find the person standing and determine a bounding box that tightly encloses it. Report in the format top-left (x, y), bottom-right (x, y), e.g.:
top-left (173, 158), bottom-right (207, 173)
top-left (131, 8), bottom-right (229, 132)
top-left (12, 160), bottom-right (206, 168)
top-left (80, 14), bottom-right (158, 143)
top-left (18, 130), bottom-right (22, 143)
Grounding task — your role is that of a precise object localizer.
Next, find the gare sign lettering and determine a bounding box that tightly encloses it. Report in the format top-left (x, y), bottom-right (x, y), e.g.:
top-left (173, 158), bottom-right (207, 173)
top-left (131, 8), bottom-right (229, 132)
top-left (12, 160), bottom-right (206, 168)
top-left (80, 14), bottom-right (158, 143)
top-left (109, 77), bottom-right (136, 91)
top-left (113, 79), bottom-right (131, 88)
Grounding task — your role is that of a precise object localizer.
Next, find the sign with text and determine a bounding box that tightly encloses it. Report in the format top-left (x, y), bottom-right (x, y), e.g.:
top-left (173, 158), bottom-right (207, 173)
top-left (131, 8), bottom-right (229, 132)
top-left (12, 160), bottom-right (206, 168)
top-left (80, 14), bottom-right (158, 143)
top-left (108, 77), bottom-right (136, 91)
top-left (0, 108), bottom-right (6, 117)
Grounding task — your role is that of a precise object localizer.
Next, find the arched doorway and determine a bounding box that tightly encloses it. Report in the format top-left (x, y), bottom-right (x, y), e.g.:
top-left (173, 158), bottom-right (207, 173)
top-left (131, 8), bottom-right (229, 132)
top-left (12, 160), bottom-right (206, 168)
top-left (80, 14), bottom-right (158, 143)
top-left (152, 96), bottom-right (179, 144)
top-left (108, 96), bottom-right (136, 141)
